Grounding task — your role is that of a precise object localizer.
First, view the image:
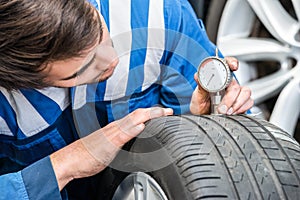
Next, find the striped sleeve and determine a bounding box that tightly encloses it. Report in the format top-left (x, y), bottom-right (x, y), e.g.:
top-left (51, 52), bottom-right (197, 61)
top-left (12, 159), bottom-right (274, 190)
top-left (21, 156), bottom-right (62, 200)
top-left (0, 157), bottom-right (62, 200)
top-left (0, 172), bottom-right (29, 200)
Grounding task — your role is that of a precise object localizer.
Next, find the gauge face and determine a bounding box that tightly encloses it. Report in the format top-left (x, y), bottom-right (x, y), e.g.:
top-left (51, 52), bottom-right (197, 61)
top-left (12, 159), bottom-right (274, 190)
top-left (198, 58), bottom-right (230, 93)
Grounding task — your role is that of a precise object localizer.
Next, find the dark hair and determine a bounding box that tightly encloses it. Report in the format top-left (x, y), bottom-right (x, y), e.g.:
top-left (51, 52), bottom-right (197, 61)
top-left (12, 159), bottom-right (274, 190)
top-left (0, 0), bottom-right (102, 90)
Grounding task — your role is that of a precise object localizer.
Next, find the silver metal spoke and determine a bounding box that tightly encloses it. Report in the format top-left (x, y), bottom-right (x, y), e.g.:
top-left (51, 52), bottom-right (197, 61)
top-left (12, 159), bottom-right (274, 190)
top-left (112, 172), bottom-right (168, 200)
top-left (269, 77), bottom-right (300, 135)
top-left (218, 0), bottom-right (255, 40)
top-left (217, 0), bottom-right (300, 108)
top-left (248, 0), bottom-right (300, 46)
top-left (218, 0), bottom-right (300, 46)
top-left (292, 0), bottom-right (300, 23)
top-left (134, 172), bottom-right (150, 200)
top-left (218, 38), bottom-right (291, 62)
top-left (246, 67), bottom-right (293, 104)
top-left (219, 37), bottom-right (296, 103)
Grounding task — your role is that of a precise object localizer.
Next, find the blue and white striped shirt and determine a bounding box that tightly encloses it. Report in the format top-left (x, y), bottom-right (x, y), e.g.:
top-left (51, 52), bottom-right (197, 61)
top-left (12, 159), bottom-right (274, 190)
top-left (0, 0), bottom-right (216, 199)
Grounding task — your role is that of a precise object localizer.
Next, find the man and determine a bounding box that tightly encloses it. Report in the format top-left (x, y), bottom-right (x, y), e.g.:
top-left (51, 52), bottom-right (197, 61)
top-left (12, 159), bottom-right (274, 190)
top-left (0, 0), bottom-right (253, 199)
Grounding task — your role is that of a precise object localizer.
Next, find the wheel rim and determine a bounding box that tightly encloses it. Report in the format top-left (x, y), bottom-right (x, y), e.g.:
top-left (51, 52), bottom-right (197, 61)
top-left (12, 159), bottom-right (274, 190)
top-left (216, 0), bottom-right (300, 104)
top-left (112, 172), bottom-right (168, 200)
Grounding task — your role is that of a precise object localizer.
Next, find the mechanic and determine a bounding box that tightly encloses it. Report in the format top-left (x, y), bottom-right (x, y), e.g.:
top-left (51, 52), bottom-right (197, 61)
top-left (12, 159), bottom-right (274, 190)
top-left (0, 0), bottom-right (253, 199)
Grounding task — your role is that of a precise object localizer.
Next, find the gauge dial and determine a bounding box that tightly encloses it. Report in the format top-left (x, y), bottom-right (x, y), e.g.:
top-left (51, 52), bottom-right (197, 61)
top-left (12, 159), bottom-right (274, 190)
top-left (198, 57), bottom-right (232, 93)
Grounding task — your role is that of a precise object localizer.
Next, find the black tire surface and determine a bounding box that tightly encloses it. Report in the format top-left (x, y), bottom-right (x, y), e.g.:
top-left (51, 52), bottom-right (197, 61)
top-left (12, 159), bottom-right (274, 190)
top-left (205, 0), bottom-right (227, 43)
top-left (100, 115), bottom-right (300, 200)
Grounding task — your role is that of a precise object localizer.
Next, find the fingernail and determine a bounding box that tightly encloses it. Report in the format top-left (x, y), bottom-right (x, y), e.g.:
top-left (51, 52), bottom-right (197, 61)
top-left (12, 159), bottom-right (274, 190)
top-left (218, 105), bottom-right (227, 114)
top-left (227, 107), bottom-right (233, 115)
top-left (151, 108), bottom-right (163, 117)
top-left (233, 61), bottom-right (238, 68)
top-left (136, 124), bottom-right (145, 131)
top-left (165, 108), bottom-right (173, 115)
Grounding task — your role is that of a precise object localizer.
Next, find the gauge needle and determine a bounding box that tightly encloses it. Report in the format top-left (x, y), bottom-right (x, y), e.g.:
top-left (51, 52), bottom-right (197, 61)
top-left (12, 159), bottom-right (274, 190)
top-left (207, 74), bottom-right (214, 86)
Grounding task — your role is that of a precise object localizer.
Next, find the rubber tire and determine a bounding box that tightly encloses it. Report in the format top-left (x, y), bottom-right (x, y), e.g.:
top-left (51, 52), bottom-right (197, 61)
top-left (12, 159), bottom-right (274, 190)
top-left (205, 0), bottom-right (227, 43)
top-left (99, 115), bottom-right (300, 199)
top-left (187, 0), bottom-right (207, 20)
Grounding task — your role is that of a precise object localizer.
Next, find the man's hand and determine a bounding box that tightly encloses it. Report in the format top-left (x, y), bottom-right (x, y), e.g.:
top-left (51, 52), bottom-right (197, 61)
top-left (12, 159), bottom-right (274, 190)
top-left (50, 107), bottom-right (173, 190)
top-left (190, 57), bottom-right (253, 115)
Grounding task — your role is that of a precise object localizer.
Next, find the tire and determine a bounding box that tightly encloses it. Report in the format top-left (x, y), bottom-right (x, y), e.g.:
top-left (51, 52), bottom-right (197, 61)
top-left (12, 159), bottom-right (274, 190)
top-left (205, 0), bottom-right (227, 43)
top-left (99, 115), bottom-right (300, 200)
top-left (188, 0), bottom-right (212, 21)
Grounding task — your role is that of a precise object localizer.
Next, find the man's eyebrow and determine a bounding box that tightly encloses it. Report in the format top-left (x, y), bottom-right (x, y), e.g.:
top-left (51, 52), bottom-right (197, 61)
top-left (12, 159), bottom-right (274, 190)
top-left (61, 54), bottom-right (96, 81)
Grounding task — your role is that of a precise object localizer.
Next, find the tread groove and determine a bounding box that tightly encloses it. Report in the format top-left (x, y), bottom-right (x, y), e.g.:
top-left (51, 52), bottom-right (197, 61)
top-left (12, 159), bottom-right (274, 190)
top-left (122, 115), bottom-right (300, 200)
